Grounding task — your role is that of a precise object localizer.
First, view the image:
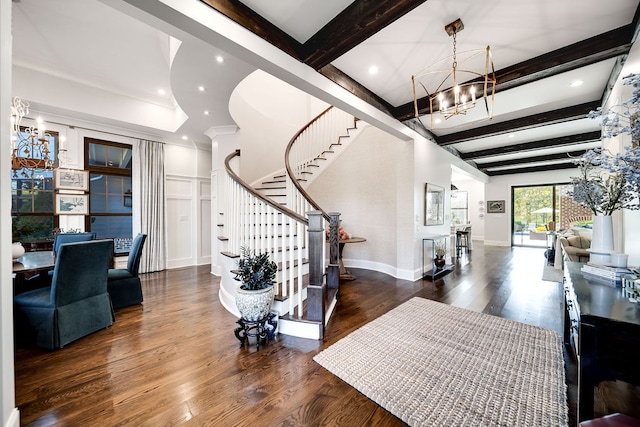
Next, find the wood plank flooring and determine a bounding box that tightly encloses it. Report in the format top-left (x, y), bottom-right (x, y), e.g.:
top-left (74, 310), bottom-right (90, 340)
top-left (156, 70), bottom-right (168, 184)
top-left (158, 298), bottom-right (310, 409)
top-left (14, 242), bottom-right (576, 426)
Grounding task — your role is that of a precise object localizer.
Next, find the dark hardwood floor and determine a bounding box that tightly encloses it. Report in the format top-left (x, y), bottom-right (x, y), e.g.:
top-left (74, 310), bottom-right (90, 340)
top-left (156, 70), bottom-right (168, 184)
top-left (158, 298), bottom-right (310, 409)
top-left (14, 242), bottom-right (577, 426)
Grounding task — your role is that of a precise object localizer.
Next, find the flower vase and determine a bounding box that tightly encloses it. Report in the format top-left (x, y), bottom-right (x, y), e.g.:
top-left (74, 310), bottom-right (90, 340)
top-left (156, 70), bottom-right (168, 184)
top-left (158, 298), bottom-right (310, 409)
top-left (589, 215), bottom-right (614, 265)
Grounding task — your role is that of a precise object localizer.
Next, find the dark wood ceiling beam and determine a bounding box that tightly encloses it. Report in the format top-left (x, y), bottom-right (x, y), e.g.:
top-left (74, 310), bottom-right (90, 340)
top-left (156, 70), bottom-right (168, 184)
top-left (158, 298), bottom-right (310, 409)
top-left (437, 100), bottom-right (600, 146)
top-left (461, 131), bottom-right (601, 161)
top-left (198, 0), bottom-right (303, 58)
top-left (486, 162), bottom-right (577, 176)
top-left (302, 0), bottom-right (428, 69)
top-left (477, 150), bottom-right (587, 170)
top-left (395, 26), bottom-right (635, 121)
top-left (318, 65), bottom-right (396, 116)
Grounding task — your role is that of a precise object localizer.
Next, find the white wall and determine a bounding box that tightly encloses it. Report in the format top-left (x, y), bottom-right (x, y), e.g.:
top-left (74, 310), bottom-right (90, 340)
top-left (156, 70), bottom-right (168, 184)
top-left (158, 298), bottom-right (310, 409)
top-left (308, 125), bottom-right (411, 277)
top-left (308, 124), bottom-right (487, 281)
top-left (208, 127), bottom-right (240, 276)
top-left (229, 70), bottom-right (328, 184)
top-left (453, 178), bottom-right (486, 241)
top-left (164, 144), bottom-right (212, 268)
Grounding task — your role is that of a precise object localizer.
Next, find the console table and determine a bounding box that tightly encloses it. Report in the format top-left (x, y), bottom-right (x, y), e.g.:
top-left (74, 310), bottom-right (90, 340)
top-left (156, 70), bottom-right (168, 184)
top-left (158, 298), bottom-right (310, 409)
top-left (563, 261), bottom-right (640, 421)
top-left (422, 235), bottom-right (454, 280)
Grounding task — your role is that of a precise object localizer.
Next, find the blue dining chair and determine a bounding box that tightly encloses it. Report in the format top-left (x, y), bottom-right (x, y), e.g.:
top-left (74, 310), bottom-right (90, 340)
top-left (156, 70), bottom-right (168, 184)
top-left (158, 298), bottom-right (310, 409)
top-left (107, 233), bottom-right (147, 309)
top-left (52, 232), bottom-right (96, 254)
top-left (14, 240), bottom-right (115, 349)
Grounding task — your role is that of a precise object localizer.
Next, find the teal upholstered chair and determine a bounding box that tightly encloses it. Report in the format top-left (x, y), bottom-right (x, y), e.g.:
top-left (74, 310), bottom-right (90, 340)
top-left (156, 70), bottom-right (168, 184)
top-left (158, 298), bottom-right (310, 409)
top-left (53, 232), bottom-right (96, 254)
top-left (107, 233), bottom-right (147, 309)
top-left (14, 240), bottom-right (114, 349)
top-left (43, 232), bottom-right (97, 283)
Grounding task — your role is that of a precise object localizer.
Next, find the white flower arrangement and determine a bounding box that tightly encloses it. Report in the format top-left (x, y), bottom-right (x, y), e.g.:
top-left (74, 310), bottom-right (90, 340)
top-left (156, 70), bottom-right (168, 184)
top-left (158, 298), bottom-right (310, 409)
top-left (571, 74), bottom-right (640, 215)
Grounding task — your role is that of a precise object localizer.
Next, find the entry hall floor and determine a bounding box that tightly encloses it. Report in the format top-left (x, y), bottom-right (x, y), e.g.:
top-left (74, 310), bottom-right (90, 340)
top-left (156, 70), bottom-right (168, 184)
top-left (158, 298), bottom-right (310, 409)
top-left (14, 242), bottom-right (577, 426)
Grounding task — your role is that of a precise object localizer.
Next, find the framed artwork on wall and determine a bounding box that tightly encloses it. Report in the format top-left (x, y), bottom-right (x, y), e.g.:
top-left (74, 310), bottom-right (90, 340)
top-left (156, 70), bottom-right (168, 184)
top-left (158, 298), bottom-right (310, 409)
top-left (487, 200), bottom-right (505, 213)
top-left (425, 183), bottom-right (445, 225)
top-left (55, 194), bottom-right (89, 215)
top-left (54, 168), bottom-right (89, 191)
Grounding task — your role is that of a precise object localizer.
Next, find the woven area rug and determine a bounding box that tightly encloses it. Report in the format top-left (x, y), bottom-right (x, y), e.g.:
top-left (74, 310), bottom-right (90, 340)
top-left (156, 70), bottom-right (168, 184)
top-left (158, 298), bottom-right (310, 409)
top-left (314, 297), bottom-right (568, 426)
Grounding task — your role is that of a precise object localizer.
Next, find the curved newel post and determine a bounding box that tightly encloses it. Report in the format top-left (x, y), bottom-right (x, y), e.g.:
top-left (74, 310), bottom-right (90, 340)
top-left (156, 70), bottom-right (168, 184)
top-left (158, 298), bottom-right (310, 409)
top-left (327, 212), bottom-right (340, 290)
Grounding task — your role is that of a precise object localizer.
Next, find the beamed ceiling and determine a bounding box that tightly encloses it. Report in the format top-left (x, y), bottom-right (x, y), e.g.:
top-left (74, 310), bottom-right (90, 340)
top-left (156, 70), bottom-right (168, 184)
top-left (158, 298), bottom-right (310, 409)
top-left (11, 0), bottom-right (640, 177)
top-left (201, 0), bottom-right (640, 176)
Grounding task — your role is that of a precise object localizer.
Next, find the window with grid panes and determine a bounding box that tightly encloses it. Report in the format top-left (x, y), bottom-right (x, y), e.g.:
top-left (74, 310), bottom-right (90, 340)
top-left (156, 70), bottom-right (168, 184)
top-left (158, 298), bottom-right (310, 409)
top-left (85, 138), bottom-right (133, 253)
top-left (11, 129), bottom-right (59, 243)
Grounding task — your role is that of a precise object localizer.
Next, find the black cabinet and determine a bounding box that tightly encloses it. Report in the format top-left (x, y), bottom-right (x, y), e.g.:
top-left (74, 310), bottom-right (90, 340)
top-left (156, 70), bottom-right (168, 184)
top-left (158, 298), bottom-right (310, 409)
top-left (563, 261), bottom-right (640, 422)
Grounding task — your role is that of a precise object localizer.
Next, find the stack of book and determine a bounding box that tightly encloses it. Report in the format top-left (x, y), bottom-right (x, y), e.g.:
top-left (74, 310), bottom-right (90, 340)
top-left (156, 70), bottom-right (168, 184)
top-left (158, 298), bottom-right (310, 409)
top-left (581, 263), bottom-right (635, 287)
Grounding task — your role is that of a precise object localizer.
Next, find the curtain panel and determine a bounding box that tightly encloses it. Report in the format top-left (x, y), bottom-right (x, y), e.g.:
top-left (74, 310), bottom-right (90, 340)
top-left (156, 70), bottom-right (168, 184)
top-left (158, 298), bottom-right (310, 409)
top-left (133, 139), bottom-right (167, 273)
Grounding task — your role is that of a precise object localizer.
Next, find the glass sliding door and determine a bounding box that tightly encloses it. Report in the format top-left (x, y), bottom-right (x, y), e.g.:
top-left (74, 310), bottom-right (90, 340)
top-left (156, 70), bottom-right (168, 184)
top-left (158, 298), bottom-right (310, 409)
top-left (512, 183), bottom-right (594, 247)
top-left (512, 185), bottom-right (557, 247)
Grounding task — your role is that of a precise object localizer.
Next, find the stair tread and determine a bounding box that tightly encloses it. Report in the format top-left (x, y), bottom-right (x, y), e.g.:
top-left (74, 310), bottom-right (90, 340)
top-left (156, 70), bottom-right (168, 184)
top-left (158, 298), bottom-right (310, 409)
top-left (221, 251), bottom-right (239, 258)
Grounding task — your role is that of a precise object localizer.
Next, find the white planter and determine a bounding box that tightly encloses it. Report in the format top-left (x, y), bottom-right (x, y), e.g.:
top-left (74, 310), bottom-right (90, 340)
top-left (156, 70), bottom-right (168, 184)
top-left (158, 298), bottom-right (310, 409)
top-left (590, 215), bottom-right (614, 265)
top-left (235, 285), bottom-right (275, 322)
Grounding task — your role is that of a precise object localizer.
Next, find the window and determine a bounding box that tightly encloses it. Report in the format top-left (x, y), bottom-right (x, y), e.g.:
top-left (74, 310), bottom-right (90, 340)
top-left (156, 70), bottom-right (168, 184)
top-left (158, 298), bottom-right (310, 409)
top-left (450, 191), bottom-right (468, 225)
top-left (85, 138), bottom-right (132, 253)
top-left (11, 129), bottom-right (58, 243)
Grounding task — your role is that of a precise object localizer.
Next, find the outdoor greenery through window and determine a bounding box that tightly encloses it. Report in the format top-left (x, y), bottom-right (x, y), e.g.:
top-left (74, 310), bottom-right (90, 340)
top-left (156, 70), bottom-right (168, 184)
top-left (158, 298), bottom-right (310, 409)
top-left (11, 129), bottom-right (58, 243)
top-left (512, 183), bottom-right (592, 247)
top-left (85, 138), bottom-right (133, 252)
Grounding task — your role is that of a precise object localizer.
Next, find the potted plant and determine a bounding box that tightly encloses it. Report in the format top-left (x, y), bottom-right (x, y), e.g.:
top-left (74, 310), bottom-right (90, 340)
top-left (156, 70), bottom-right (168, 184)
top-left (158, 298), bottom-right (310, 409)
top-left (233, 247), bottom-right (278, 322)
top-left (434, 241), bottom-right (447, 269)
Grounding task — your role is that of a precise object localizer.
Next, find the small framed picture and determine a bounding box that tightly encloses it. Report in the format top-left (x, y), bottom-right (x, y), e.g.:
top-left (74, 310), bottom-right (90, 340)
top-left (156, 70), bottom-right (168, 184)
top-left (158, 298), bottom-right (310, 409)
top-left (486, 200), bottom-right (505, 213)
top-left (55, 194), bottom-right (89, 215)
top-left (54, 168), bottom-right (89, 191)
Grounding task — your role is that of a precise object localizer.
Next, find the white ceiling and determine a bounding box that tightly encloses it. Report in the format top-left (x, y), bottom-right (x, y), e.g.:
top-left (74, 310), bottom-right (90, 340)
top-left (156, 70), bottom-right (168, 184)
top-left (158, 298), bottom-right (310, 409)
top-left (10, 0), bottom-right (640, 174)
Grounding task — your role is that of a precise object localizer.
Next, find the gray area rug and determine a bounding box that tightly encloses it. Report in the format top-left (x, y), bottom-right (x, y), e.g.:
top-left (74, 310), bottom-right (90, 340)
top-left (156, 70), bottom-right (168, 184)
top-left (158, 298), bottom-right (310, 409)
top-left (542, 263), bottom-right (564, 283)
top-left (314, 297), bottom-right (568, 426)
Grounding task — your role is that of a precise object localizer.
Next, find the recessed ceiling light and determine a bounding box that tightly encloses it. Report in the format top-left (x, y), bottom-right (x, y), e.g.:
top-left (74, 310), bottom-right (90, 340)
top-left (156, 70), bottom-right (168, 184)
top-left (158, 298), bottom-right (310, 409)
top-left (181, 135), bottom-right (188, 141)
top-left (215, 55), bottom-right (224, 63)
top-left (204, 110), bottom-right (209, 115)
top-left (508, 134), bottom-right (515, 138)
top-left (157, 89), bottom-right (166, 95)
top-left (368, 65), bottom-right (379, 75)
top-left (198, 86), bottom-right (205, 92)
top-left (570, 80), bottom-right (584, 87)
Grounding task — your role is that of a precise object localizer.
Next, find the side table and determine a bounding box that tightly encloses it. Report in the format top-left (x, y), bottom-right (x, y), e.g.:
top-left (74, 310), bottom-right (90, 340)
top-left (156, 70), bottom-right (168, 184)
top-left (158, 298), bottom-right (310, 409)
top-left (234, 312), bottom-right (278, 349)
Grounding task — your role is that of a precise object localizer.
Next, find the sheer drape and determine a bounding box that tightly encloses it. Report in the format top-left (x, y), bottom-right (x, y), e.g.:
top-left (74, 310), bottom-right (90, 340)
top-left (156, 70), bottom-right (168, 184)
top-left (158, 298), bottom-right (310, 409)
top-left (133, 139), bottom-right (166, 273)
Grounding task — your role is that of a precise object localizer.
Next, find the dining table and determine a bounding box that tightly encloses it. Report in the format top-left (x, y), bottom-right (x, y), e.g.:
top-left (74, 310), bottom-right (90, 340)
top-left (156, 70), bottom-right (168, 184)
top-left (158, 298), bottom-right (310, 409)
top-left (13, 251), bottom-right (55, 295)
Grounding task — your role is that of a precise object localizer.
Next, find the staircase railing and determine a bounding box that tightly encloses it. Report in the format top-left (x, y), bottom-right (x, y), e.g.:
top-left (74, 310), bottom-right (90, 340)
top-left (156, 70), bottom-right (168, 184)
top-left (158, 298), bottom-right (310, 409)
top-left (284, 106), bottom-right (358, 219)
top-left (224, 150), bottom-right (310, 319)
top-left (222, 106), bottom-right (356, 337)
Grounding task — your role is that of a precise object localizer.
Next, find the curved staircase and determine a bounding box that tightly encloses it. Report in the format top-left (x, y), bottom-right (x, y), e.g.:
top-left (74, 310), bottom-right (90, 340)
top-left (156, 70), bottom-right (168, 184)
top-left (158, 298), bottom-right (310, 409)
top-left (218, 107), bottom-right (364, 339)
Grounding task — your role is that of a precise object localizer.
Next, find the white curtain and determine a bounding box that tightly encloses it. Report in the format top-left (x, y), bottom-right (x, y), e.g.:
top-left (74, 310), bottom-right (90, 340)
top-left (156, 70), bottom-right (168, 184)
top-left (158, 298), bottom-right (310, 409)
top-left (133, 139), bottom-right (167, 273)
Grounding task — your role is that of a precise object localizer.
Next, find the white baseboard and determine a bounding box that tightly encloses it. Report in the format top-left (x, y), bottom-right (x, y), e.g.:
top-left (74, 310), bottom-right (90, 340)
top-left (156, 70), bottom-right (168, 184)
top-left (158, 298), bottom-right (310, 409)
top-left (343, 258), bottom-right (414, 281)
top-left (5, 408), bottom-right (19, 427)
top-left (483, 240), bottom-right (511, 247)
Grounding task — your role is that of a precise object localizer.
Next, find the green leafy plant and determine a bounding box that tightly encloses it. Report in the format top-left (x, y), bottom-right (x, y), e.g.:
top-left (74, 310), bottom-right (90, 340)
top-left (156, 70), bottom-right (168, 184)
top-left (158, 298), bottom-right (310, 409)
top-left (233, 247), bottom-right (277, 291)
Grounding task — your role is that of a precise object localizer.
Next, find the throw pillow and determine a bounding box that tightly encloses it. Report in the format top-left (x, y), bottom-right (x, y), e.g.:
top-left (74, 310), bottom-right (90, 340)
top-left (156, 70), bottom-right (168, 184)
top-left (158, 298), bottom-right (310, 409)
top-left (566, 236), bottom-right (582, 247)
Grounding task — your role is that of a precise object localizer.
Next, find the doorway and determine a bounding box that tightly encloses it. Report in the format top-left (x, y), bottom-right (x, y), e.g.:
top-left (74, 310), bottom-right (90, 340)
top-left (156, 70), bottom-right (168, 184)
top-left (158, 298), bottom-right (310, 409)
top-left (512, 184), bottom-right (564, 247)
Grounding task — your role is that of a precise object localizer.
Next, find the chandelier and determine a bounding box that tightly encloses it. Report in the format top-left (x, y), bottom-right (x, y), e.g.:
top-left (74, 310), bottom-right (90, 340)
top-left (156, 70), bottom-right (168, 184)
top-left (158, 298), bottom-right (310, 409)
top-left (411, 18), bottom-right (496, 129)
top-left (10, 96), bottom-right (58, 178)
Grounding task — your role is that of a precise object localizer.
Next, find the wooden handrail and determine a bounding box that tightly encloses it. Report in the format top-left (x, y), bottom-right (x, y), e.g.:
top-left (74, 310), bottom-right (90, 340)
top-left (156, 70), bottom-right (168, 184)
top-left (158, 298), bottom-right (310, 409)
top-left (224, 149), bottom-right (308, 225)
top-left (284, 106), bottom-right (334, 221)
